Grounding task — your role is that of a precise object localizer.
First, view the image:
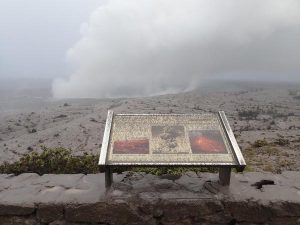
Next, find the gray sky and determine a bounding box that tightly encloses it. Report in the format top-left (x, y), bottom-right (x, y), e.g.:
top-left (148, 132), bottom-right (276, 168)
top-left (0, 0), bottom-right (299, 98)
top-left (0, 0), bottom-right (102, 79)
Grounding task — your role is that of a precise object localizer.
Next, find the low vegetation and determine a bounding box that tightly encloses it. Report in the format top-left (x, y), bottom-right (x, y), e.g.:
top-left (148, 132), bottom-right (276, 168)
top-left (252, 139), bottom-right (269, 148)
top-left (114, 166), bottom-right (218, 175)
top-left (0, 146), bottom-right (98, 175)
top-left (275, 138), bottom-right (290, 146)
top-left (0, 146), bottom-right (218, 175)
top-left (238, 108), bottom-right (259, 120)
top-left (244, 138), bottom-right (296, 173)
top-left (237, 104), bottom-right (293, 122)
top-left (0, 137), bottom-right (292, 175)
top-left (252, 138), bottom-right (290, 148)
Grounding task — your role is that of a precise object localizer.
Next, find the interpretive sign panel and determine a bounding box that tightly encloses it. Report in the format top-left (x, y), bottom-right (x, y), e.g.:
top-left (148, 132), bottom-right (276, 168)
top-left (99, 111), bottom-right (246, 188)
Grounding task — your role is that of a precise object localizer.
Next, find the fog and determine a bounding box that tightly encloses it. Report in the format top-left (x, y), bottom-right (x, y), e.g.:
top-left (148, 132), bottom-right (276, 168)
top-left (1, 1), bottom-right (300, 99)
top-left (52, 0), bottom-right (300, 98)
top-left (0, 0), bottom-right (101, 80)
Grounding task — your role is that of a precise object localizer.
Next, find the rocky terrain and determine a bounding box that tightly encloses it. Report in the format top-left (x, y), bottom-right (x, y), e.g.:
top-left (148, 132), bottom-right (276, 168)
top-left (0, 81), bottom-right (299, 173)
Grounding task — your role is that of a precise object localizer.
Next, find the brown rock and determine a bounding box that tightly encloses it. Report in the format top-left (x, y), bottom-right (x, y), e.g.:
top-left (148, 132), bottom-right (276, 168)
top-left (270, 201), bottom-right (300, 217)
top-left (225, 200), bottom-right (273, 223)
top-left (65, 202), bottom-right (143, 224)
top-left (0, 216), bottom-right (37, 225)
top-left (37, 204), bottom-right (64, 223)
top-left (268, 217), bottom-right (300, 225)
top-left (159, 200), bottom-right (225, 223)
top-left (0, 204), bottom-right (35, 216)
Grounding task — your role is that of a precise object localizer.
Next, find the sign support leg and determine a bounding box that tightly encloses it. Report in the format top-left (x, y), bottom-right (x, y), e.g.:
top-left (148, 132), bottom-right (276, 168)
top-left (105, 166), bottom-right (113, 189)
top-left (219, 167), bottom-right (231, 186)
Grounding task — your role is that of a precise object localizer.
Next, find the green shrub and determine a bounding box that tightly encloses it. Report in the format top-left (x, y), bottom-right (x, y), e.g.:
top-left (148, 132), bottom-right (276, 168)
top-left (275, 138), bottom-right (290, 146)
top-left (238, 109), bottom-right (259, 120)
top-left (0, 146), bottom-right (99, 175)
top-left (0, 146), bottom-right (219, 175)
top-left (252, 139), bottom-right (269, 148)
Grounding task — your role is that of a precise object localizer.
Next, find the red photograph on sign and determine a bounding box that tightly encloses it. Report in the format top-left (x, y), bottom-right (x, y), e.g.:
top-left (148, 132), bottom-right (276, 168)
top-left (113, 139), bottom-right (149, 154)
top-left (189, 130), bottom-right (227, 154)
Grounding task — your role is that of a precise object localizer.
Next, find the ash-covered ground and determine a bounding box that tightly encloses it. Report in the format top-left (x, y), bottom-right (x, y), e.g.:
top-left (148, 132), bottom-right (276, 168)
top-left (0, 80), bottom-right (299, 173)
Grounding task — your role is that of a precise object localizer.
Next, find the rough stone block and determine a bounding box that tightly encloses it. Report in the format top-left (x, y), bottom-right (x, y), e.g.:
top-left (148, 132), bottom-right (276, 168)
top-left (0, 204), bottom-right (35, 216)
top-left (159, 199), bottom-right (224, 223)
top-left (270, 201), bottom-right (300, 217)
top-left (65, 202), bottom-right (142, 224)
top-left (0, 216), bottom-right (37, 225)
top-left (0, 172), bottom-right (299, 225)
top-left (225, 200), bottom-right (273, 223)
top-left (37, 204), bottom-right (64, 223)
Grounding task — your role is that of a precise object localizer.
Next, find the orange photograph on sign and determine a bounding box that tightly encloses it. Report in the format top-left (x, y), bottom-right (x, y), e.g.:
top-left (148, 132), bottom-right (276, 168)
top-left (189, 130), bottom-right (227, 154)
top-left (113, 139), bottom-right (149, 154)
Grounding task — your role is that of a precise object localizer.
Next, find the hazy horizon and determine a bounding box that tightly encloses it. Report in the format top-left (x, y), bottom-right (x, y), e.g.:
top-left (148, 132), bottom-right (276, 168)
top-left (0, 77), bottom-right (299, 100)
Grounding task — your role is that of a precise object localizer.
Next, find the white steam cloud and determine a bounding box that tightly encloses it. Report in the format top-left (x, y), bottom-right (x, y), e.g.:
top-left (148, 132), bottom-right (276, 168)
top-left (52, 0), bottom-right (300, 98)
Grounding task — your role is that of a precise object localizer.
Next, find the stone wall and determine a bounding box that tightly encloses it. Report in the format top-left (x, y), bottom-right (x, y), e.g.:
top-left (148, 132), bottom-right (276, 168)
top-left (0, 172), bottom-right (299, 225)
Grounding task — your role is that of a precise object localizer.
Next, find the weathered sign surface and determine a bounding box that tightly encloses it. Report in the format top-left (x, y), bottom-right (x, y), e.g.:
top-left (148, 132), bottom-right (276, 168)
top-left (99, 111), bottom-right (246, 187)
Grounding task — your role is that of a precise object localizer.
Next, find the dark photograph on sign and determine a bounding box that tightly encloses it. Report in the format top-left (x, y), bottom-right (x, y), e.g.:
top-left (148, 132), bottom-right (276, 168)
top-left (151, 125), bottom-right (189, 154)
top-left (113, 139), bottom-right (149, 154)
top-left (189, 130), bottom-right (227, 154)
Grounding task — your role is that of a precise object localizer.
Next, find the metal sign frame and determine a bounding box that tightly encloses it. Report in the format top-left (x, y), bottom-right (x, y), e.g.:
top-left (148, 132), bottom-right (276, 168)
top-left (99, 111), bottom-right (246, 188)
